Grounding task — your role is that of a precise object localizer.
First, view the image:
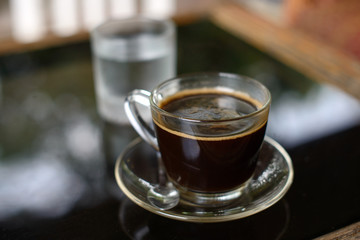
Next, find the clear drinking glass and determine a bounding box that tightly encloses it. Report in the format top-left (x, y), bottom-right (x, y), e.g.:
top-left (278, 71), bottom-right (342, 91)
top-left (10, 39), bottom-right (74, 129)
top-left (91, 17), bottom-right (176, 124)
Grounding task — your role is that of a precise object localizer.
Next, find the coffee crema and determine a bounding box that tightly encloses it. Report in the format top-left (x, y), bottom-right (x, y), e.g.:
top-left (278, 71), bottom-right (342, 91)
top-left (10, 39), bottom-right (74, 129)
top-left (153, 89), bottom-right (268, 193)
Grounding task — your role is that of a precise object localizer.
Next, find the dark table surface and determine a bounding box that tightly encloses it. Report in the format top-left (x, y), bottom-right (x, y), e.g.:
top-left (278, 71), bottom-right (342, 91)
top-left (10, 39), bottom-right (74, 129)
top-left (1, 20), bottom-right (359, 240)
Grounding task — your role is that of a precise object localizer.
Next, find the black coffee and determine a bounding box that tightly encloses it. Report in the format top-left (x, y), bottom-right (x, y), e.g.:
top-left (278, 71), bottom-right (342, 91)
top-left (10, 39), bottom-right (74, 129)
top-left (154, 89), bottom-right (267, 193)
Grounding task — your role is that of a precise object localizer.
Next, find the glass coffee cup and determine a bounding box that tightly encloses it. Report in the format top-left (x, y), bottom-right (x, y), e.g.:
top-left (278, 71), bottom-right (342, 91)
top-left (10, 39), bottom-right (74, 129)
top-left (125, 72), bottom-right (271, 207)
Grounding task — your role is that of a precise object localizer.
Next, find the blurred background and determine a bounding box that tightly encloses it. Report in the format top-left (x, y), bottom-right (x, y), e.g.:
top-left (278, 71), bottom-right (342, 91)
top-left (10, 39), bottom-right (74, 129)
top-left (0, 0), bottom-right (219, 54)
top-left (0, 0), bottom-right (359, 239)
top-left (1, 0), bottom-right (359, 150)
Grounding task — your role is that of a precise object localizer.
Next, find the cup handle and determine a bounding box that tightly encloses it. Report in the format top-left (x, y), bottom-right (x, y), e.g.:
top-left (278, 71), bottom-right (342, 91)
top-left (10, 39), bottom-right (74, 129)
top-left (124, 92), bottom-right (180, 210)
top-left (124, 89), bottom-right (159, 151)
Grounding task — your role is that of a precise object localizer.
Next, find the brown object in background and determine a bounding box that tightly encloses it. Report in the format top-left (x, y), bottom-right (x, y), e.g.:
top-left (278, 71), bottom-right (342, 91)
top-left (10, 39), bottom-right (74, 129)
top-left (284, 0), bottom-right (360, 60)
top-left (314, 221), bottom-right (360, 239)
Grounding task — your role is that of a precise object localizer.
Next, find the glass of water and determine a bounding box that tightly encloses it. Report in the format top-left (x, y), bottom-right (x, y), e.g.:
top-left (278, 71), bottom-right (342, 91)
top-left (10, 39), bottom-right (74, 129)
top-left (91, 17), bottom-right (176, 124)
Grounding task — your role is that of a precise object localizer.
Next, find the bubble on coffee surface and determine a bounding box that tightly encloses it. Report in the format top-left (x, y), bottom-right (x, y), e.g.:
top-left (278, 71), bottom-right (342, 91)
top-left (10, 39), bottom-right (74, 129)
top-left (162, 94), bottom-right (257, 120)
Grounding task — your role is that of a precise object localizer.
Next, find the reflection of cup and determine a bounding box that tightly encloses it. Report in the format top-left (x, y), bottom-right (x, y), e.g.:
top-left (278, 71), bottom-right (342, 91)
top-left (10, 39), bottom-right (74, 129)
top-left (125, 72), bottom-right (271, 207)
top-left (91, 17), bottom-right (176, 124)
top-left (119, 196), bottom-right (290, 240)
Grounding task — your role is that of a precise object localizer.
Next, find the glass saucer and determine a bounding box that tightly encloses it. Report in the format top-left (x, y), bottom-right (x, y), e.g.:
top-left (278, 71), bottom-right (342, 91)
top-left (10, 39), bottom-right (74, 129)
top-left (115, 136), bottom-right (294, 223)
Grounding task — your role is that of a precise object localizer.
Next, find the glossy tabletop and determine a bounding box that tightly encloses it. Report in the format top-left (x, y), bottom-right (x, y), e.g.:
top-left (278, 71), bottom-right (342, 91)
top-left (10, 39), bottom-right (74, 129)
top-left (1, 20), bottom-right (360, 240)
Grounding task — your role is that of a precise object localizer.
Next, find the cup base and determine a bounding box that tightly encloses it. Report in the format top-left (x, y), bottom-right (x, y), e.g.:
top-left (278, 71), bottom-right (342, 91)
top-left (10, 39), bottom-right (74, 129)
top-left (115, 136), bottom-right (293, 222)
top-left (174, 178), bottom-right (252, 208)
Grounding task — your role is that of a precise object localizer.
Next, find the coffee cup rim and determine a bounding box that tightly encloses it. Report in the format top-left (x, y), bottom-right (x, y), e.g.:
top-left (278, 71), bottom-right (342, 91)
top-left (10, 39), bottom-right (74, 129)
top-left (150, 72), bottom-right (271, 123)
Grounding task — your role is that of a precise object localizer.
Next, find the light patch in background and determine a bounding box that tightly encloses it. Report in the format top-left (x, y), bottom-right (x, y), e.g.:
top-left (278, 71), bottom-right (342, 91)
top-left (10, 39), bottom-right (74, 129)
top-left (65, 117), bottom-right (101, 162)
top-left (142, 0), bottom-right (176, 19)
top-left (9, 0), bottom-right (46, 42)
top-left (110, 0), bottom-right (136, 18)
top-left (50, 0), bottom-right (80, 36)
top-left (0, 87), bottom-right (104, 220)
top-left (0, 155), bottom-right (86, 219)
top-left (0, 114), bottom-right (103, 220)
top-left (81, 0), bottom-right (106, 30)
top-left (267, 85), bottom-right (360, 147)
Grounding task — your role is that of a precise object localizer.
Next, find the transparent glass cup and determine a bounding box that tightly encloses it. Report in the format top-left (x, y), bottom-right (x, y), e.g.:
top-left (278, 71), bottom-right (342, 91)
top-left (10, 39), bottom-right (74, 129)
top-left (91, 17), bottom-right (176, 124)
top-left (125, 72), bottom-right (271, 208)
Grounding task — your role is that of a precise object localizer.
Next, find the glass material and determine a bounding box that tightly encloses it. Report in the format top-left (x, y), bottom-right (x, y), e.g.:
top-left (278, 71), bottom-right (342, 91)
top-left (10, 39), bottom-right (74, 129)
top-left (115, 136), bottom-right (293, 222)
top-left (125, 73), bottom-right (272, 207)
top-left (91, 17), bottom-right (176, 124)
